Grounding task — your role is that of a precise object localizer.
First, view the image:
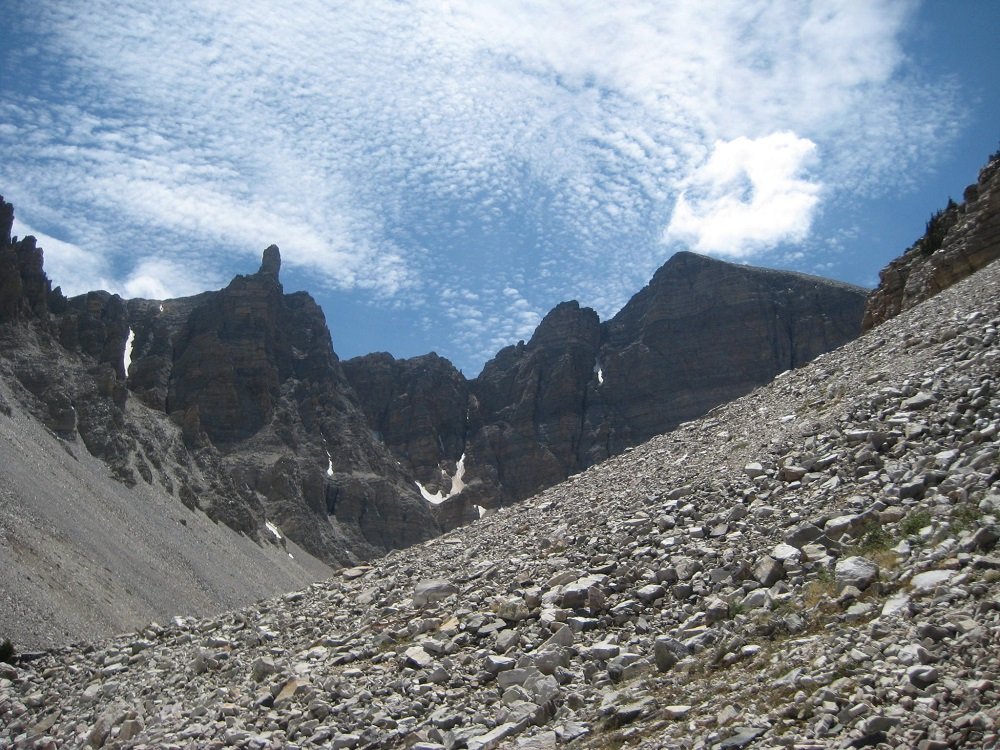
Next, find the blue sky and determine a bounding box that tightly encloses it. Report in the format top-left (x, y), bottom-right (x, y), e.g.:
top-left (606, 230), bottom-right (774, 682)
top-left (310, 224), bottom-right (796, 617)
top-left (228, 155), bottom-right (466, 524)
top-left (1, 1), bottom-right (997, 375)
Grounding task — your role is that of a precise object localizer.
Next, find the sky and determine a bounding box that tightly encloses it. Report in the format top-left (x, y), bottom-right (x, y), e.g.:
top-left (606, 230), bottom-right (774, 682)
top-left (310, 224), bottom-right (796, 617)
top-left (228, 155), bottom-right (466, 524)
top-left (1, 1), bottom-right (997, 376)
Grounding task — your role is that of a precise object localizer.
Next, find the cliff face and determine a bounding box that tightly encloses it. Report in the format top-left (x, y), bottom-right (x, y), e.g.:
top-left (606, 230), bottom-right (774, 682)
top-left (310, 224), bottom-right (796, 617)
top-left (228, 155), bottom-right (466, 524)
top-left (345, 253), bottom-right (868, 517)
top-left (863, 153), bottom-right (1000, 330)
top-left (468, 301), bottom-right (603, 505)
top-left (0, 211), bottom-right (440, 565)
top-left (342, 352), bottom-right (470, 494)
top-left (591, 251), bottom-right (867, 452)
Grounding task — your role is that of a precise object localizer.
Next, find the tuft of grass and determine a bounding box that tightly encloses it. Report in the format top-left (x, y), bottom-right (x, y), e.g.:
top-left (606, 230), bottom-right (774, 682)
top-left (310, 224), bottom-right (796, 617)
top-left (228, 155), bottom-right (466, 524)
top-left (900, 510), bottom-right (932, 537)
top-left (845, 522), bottom-right (892, 556)
top-left (950, 504), bottom-right (982, 534)
top-left (803, 576), bottom-right (837, 610)
top-left (871, 549), bottom-right (900, 571)
top-left (0, 639), bottom-right (14, 663)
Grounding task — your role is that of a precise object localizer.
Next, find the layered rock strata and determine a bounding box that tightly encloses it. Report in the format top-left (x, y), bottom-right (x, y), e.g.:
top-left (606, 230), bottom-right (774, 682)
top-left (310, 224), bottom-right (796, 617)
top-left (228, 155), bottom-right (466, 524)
top-left (347, 253), bottom-right (868, 516)
top-left (0, 206), bottom-right (440, 566)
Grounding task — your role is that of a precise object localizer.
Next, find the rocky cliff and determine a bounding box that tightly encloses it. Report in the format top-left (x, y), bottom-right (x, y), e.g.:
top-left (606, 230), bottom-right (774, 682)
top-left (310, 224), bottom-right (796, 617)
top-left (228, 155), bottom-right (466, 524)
top-left (0, 207), bottom-right (440, 566)
top-left (863, 151), bottom-right (1000, 330)
top-left (346, 253), bottom-right (868, 516)
top-left (342, 352), bottom-right (470, 494)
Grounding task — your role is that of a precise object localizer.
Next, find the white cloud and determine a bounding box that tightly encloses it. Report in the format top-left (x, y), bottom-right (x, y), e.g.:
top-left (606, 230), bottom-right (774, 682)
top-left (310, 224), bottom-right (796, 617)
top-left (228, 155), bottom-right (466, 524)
top-left (122, 257), bottom-right (210, 300)
top-left (665, 132), bottom-right (821, 257)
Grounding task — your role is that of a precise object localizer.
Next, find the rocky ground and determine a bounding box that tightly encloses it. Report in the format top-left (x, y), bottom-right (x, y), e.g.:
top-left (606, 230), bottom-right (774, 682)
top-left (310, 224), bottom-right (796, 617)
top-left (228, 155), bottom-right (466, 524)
top-left (3, 256), bottom-right (999, 748)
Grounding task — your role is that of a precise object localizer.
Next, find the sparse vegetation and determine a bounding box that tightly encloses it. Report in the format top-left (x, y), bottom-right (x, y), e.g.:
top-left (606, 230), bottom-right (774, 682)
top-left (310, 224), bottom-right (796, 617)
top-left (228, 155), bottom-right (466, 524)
top-left (855, 522), bottom-right (892, 553)
top-left (0, 639), bottom-right (14, 663)
top-left (900, 510), bottom-right (932, 537)
top-left (803, 567), bottom-right (837, 610)
top-left (950, 504), bottom-right (982, 534)
top-left (921, 199), bottom-right (957, 256)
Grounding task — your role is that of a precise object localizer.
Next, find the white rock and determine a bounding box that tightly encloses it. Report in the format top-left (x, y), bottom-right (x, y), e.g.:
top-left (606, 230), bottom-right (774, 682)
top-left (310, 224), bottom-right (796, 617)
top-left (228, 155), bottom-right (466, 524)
top-left (835, 556), bottom-right (879, 591)
top-left (909, 569), bottom-right (956, 593)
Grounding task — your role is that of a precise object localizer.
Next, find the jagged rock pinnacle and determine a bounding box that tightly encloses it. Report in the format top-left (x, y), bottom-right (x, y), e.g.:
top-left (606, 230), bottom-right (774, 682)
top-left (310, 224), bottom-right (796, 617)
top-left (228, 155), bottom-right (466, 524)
top-left (259, 244), bottom-right (281, 277)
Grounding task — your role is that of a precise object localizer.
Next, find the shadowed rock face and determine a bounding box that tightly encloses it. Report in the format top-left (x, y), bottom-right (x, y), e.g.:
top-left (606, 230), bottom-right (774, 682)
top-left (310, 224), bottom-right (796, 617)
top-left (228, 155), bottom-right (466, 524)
top-left (342, 352), bottom-right (470, 492)
top-left (127, 249), bottom-right (442, 563)
top-left (345, 253), bottom-right (868, 518)
top-left (863, 154), bottom-right (1000, 330)
top-left (0, 210), bottom-right (440, 565)
top-left (467, 301), bottom-right (603, 504)
top-left (0, 201), bottom-right (59, 327)
top-left (589, 252), bottom-right (867, 454)
top-left (168, 269), bottom-right (289, 444)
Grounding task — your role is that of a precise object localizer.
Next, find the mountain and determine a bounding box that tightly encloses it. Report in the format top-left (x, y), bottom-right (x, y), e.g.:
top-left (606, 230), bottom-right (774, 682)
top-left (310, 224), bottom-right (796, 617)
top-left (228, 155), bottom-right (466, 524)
top-left (3, 151), bottom-right (995, 652)
top-left (1, 197), bottom-right (867, 573)
top-left (3, 219), bottom-right (997, 750)
top-left (0, 212), bottom-right (440, 570)
top-left (345, 252), bottom-right (867, 518)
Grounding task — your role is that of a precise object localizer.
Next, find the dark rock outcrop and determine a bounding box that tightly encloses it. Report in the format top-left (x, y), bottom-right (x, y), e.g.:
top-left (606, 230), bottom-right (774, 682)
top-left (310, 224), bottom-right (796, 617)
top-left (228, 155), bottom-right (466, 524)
top-left (126, 247), bottom-right (442, 563)
top-left (863, 153), bottom-right (1000, 330)
top-left (0, 200), bottom-right (62, 327)
top-left (345, 253), bottom-right (868, 516)
top-left (589, 251), bottom-right (867, 452)
top-left (466, 301), bottom-right (603, 504)
top-left (342, 352), bottom-right (469, 493)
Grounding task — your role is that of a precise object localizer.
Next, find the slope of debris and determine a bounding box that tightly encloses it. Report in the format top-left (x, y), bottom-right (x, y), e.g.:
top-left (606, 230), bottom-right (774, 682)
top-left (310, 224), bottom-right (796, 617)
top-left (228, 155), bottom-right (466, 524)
top-left (3, 259), bottom-right (999, 749)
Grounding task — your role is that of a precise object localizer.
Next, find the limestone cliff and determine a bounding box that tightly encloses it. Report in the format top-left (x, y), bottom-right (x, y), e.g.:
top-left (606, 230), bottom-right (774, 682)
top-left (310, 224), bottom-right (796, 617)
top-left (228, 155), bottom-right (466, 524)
top-left (0, 211), bottom-right (440, 565)
top-left (863, 152), bottom-right (1000, 330)
top-left (345, 253), bottom-right (868, 517)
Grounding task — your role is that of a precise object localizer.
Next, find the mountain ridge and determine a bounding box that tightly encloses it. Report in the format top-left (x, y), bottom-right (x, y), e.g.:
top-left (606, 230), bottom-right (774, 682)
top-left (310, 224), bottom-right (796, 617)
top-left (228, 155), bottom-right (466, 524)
top-left (345, 248), bottom-right (868, 519)
top-left (0, 152), bottom-right (995, 650)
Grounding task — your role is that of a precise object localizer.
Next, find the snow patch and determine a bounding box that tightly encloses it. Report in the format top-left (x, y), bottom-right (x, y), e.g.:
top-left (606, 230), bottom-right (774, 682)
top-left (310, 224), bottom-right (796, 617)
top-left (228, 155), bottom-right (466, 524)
top-left (265, 520), bottom-right (282, 540)
top-left (122, 328), bottom-right (135, 378)
top-left (452, 453), bottom-right (466, 495)
top-left (417, 453), bottom-right (467, 505)
top-left (593, 359), bottom-right (604, 385)
top-left (476, 505), bottom-right (487, 518)
top-left (416, 481), bottom-right (447, 504)
top-left (326, 450), bottom-right (334, 477)
top-left (158, 304), bottom-right (164, 313)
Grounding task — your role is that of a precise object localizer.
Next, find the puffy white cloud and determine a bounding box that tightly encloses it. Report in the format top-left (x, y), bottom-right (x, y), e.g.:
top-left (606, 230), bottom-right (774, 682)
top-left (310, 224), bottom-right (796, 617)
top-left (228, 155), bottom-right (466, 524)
top-left (121, 258), bottom-right (211, 300)
top-left (665, 132), bottom-right (821, 257)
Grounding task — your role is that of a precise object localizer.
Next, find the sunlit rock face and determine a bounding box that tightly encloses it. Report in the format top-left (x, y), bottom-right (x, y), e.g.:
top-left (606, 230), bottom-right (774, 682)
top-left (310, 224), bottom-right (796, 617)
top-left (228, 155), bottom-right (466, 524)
top-left (863, 153), bottom-right (1000, 331)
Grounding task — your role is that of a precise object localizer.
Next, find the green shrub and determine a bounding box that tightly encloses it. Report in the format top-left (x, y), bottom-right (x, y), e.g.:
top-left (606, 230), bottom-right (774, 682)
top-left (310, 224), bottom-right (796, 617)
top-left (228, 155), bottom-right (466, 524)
top-left (950, 504), bottom-right (982, 534)
top-left (900, 511), bottom-right (932, 537)
top-left (0, 639), bottom-right (13, 663)
top-left (855, 522), bottom-right (891, 553)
